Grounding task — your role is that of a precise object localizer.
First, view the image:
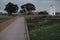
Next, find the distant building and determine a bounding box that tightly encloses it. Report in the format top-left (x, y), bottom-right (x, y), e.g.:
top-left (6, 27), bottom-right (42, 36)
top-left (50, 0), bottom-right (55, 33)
top-left (49, 5), bottom-right (55, 16)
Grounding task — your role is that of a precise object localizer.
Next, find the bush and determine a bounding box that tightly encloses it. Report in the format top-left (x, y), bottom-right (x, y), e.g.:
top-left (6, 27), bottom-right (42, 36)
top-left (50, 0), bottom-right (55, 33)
top-left (39, 11), bottom-right (48, 15)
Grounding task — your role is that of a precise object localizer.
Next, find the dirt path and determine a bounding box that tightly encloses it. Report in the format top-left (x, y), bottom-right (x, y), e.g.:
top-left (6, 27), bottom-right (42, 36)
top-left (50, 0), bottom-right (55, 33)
top-left (0, 17), bottom-right (26, 40)
top-left (0, 16), bottom-right (18, 32)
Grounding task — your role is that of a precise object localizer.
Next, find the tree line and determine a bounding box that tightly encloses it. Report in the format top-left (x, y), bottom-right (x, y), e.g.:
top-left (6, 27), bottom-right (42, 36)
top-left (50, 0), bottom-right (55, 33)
top-left (4, 2), bottom-right (36, 15)
top-left (4, 2), bottom-right (48, 15)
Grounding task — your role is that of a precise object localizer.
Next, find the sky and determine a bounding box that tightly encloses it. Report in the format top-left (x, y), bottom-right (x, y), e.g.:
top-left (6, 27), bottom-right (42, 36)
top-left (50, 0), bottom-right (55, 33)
top-left (0, 0), bottom-right (60, 12)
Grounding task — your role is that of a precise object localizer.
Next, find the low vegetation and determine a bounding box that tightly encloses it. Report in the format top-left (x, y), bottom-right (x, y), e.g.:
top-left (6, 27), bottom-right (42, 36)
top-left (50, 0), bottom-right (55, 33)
top-left (26, 16), bottom-right (60, 40)
top-left (0, 16), bottom-right (13, 23)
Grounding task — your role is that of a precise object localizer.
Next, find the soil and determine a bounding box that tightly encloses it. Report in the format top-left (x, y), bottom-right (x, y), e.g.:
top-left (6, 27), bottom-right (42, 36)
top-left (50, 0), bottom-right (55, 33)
top-left (0, 16), bottom-right (18, 32)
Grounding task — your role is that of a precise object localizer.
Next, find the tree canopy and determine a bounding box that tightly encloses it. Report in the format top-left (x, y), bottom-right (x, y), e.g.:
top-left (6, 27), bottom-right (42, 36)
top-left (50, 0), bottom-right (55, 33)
top-left (21, 3), bottom-right (35, 11)
top-left (20, 10), bottom-right (25, 13)
top-left (21, 3), bottom-right (36, 14)
top-left (4, 2), bottom-right (19, 15)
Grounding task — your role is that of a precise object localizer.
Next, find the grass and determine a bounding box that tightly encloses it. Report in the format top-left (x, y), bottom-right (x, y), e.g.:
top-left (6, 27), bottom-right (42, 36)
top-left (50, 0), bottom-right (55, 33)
top-left (26, 16), bottom-right (60, 40)
top-left (0, 16), bottom-right (13, 23)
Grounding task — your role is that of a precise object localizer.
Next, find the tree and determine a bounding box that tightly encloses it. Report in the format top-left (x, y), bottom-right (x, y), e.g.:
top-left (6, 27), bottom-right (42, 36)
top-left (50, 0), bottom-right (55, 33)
top-left (20, 10), bottom-right (25, 13)
top-left (21, 3), bottom-right (36, 14)
top-left (4, 2), bottom-right (19, 15)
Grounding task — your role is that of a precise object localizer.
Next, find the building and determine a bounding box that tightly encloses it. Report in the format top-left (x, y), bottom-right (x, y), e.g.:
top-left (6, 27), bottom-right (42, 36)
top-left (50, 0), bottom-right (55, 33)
top-left (49, 5), bottom-right (55, 16)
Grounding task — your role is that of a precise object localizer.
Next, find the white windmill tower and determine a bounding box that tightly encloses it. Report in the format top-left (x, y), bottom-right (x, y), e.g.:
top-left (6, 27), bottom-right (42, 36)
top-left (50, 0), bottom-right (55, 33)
top-left (49, 5), bottom-right (55, 16)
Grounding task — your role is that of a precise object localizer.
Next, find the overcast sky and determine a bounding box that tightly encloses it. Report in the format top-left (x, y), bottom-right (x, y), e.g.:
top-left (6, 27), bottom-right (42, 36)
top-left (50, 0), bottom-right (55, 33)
top-left (0, 0), bottom-right (60, 12)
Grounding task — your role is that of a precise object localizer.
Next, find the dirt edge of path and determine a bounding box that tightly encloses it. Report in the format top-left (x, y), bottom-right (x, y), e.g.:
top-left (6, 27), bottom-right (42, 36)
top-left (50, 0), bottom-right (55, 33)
top-left (0, 16), bottom-right (18, 32)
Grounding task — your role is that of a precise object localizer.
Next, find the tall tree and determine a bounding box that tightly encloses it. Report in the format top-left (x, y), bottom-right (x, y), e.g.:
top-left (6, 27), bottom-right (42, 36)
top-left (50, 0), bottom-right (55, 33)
top-left (4, 2), bottom-right (19, 15)
top-left (21, 3), bottom-right (36, 14)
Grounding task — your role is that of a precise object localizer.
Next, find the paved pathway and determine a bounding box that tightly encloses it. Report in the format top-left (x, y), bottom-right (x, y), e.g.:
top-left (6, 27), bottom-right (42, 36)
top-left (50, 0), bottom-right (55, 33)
top-left (0, 17), bottom-right (26, 40)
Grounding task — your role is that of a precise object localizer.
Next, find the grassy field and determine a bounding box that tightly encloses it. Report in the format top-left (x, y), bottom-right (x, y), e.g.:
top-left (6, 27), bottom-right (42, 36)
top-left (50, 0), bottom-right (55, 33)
top-left (26, 16), bottom-right (60, 40)
top-left (0, 16), bottom-right (13, 23)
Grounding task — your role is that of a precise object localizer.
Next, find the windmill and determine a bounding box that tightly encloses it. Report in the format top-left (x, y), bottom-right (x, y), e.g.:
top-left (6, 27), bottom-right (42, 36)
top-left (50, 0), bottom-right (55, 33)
top-left (49, 5), bottom-right (55, 16)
